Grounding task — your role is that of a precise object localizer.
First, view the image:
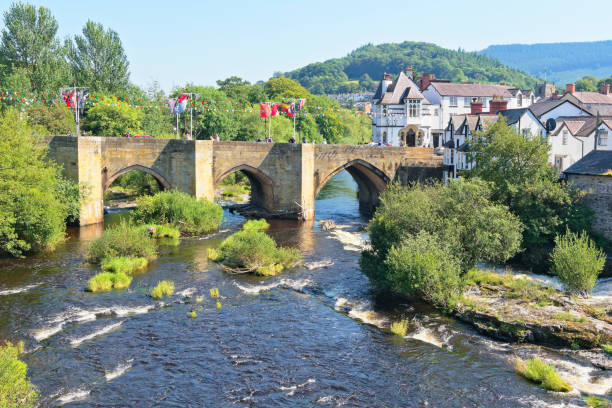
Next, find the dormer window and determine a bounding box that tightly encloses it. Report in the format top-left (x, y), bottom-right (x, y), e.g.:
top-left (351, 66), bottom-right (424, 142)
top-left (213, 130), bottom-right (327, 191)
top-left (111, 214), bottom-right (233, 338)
top-left (562, 130), bottom-right (568, 145)
top-left (518, 94), bottom-right (523, 107)
top-left (599, 128), bottom-right (609, 146)
top-left (408, 99), bottom-right (421, 117)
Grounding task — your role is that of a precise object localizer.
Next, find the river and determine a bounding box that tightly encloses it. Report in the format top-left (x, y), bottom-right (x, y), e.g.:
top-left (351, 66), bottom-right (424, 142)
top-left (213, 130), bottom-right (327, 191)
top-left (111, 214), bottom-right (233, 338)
top-left (0, 171), bottom-right (610, 407)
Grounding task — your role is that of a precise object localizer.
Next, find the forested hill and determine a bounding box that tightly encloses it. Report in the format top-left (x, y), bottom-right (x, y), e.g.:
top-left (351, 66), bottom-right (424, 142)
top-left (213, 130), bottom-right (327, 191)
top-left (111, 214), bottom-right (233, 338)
top-left (481, 40), bottom-right (612, 85)
top-left (284, 41), bottom-right (539, 94)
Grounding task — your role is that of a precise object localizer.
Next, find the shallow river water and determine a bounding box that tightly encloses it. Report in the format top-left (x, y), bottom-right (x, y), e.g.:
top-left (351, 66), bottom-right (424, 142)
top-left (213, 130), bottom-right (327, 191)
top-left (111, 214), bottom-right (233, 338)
top-left (0, 171), bottom-right (610, 407)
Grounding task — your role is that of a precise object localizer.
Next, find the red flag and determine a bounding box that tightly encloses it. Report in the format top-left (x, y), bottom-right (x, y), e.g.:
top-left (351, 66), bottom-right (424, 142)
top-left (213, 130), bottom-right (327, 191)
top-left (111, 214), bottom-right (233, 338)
top-left (270, 103), bottom-right (279, 117)
top-left (260, 103), bottom-right (270, 118)
top-left (177, 93), bottom-right (189, 103)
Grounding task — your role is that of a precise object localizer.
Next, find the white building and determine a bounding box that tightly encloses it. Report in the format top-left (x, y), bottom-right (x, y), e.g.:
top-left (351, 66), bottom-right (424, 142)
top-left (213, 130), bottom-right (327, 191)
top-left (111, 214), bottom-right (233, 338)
top-left (549, 116), bottom-right (612, 171)
top-left (371, 68), bottom-right (437, 147)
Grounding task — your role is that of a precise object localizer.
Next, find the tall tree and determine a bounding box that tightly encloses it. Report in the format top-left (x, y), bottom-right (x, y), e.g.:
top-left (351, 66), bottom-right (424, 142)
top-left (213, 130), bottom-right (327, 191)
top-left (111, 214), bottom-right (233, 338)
top-left (0, 2), bottom-right (68, 92)
top-left (66, 20), bottom-right (130, 93)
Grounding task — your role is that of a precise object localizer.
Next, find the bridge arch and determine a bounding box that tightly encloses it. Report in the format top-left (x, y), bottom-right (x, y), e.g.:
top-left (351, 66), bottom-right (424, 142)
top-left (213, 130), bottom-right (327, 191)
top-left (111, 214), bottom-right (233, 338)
top-left (315, 159), bottom-right (390, 215)
top-left (103, 164), bottom-right (172, 193)
top-left (215, 164), bottom-right (276, 211)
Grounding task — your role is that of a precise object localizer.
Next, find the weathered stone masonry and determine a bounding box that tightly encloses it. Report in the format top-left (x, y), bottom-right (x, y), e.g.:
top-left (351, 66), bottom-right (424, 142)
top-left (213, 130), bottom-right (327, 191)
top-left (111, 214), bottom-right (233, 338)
top-left (45, 136), bottom-right (443, 225)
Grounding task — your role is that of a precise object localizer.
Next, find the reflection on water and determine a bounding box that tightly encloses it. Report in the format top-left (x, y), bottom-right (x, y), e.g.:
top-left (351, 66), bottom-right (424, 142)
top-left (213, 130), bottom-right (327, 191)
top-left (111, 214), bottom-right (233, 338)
top-left (0, 170), bottom-right (608, 407)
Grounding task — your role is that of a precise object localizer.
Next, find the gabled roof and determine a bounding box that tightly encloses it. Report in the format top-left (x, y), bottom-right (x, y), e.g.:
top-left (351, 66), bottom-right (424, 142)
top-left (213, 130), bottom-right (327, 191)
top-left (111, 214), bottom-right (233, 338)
top-left (570, 91), bottom-right (612, 105)
top-left (479, 114), bottom-right (500, 128)
top-left (564, 150), bottom-right (612, 175)
top-left (429, 81), bottom-right (513, 98)
top-left (447, 115), bottom-right (467, 131)
top-left (373, 81), bottom-right (385, 100)
top-left (379, 71), bottom-right (424, 105)
top-left (499, 108), bottom-right (529, 125)
top-left (552, 116), bottom-right (612, 137)
top-left (529, 99), bottom-right (591, 118)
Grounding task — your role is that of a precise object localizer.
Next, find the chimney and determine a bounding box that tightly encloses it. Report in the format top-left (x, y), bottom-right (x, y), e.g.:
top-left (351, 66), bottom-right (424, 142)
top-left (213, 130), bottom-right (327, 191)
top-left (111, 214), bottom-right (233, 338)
top-left (420, 73), bottom-right (432, 90)
top-left (383, 72), bottom-right (390, 80)
top-left (405, 66), bottom-right (413, 79)
top-left (566, 83), bottom-right (575, 94)
top-left (381, 72), bottom-right (392, 94)
top-left (600, 83), bottom-right (610, 95)
top-left (470, 97), bottom-right (483, 115)
top-left (489, 95), bottom-right (508, 114)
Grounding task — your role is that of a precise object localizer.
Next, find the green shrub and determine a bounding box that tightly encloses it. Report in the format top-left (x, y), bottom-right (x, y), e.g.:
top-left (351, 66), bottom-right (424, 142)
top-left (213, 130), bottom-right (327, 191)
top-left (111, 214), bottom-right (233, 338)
top-left (87, 272), bottom-right (132, 292)
top-left (209, 220), bottom-right (300, 275)
top-left (221, 184), bottom-right (250, 198)
top-left (0, 109), bottom-right (69, 257)
top-left (390, 320), bottom-right (409, 336)
top-left (242, 219), bottom-right (269, 231)
top-left (515, 357), bottom-right (570, 392)
top-left (112, 171), bottom-right (161, 196)
top-left (384, 231), bottom-right (462, 309)
top-left (550, 230), bottom-right (606, 295)
top-left (0, 341), bottom-right (38, 408)
top-left (86, 221), bottom-right (157, 263)
top-left (132, 191), bottom-right (223, 235)
top-left (603, 344), bottom-right (612, 355)
top-left (101, 257), bottom-right (148, 275)
top-left (361, 180), bottom-right (523, 290)
top-left (583, 396), bottom-right (611, 408)
top-left (151, 280), bottom-right (174, 300)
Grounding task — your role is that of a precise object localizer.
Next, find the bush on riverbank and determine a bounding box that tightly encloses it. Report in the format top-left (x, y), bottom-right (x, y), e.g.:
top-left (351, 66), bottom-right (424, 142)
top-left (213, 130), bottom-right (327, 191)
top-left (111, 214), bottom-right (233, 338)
top-left (0, 341), bottom-right (38, 407)
top-left (132, 191), bottom-right (223, 235)
top-left (151, 280), bottom-right (174, 299)
top-left (86, 221), bottom-right (157, 263)
top-left (87, 271), bottom-right (132, 292)
top-left (101, 256), bottom-right (148, 275)
top-left (515, 357), bottom-right (570, 392)
top-left (208, 219), bottom-right (300, 276)
top-left (385, 231), bottom-right (463, 309)
top-left (389, 320), bottom-right (409, 337)
top-left (361, 180), bottom-right (522, 301)
top-left (550, 230), bottom-right (606, 296)
top-left (467, 119), bottom-right (595, 270)
top-left (0, 109), bottom-right (82, 257)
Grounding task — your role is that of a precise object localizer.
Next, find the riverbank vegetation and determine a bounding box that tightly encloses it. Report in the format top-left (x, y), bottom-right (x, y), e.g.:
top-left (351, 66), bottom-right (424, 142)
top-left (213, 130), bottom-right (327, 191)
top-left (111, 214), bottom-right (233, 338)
top-left (362, 121), bottom-right (609, 351)
top-left (208, 219), bottom-right (301, 276)
top-left (0, 342), bottom-right (38, 407)
top-left (515, 357), bottom-right (570, 392)
top-left (0, 108), bottom-right (83, 258)
top-left (132, 191), bottom-right (223, 236)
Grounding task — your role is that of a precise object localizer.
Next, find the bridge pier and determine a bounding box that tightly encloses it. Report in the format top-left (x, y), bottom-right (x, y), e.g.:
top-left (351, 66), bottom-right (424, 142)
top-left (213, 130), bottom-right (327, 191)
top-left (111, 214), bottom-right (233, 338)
top-left (45, 137), bottom-right (443, 225)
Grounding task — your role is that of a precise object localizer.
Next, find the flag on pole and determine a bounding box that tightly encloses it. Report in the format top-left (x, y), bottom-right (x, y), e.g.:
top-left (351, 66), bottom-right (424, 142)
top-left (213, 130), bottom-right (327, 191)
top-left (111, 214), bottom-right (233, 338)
top-left (260, 103), bottom-right (270, 118)
top-left (296, 99), bottom-right (306, 111)
top-left (62, 90), bottom-right (75, 108)
top-left (281, 102), bottom-right (295, 117)
top-left (175, 94), bottom-right (189, 113)
top-left (78, 88), bottom-right (89, 109)
top-left (270, 103), bottom-right (279, 117)
top-left (167, 98), bottom-right (177, 113)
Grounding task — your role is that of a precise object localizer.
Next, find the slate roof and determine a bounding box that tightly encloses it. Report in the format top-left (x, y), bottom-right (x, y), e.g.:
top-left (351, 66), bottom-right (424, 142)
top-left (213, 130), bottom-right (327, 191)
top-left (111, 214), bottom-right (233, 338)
top-left (571, 91), bottom-right (612, 105)
top-left (378, 71), bottom-right (425, 105)
top-left (553, 116), bottom-right (612, 137)
top-left (499, 108), bottom-right (529, 125)
top-left (564, 150), bottom-right (612, 175)
top-left (429, 81), bottom-right (513, 98)
top-left (529, 99), bottom-right (590, 118)
top-left (447, 115), bottom-right (467, 131)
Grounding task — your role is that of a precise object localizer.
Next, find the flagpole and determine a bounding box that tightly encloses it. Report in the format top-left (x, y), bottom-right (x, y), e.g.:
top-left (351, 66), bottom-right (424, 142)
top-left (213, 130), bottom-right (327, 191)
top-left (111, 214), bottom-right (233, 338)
top-left (75, 89), bottom-right (80, 137)
top-left (176, 113), bottom-right (179, 139)
top-left (293, 99), bottom-right (296, 140)
top-left (268, 102), bottom-right (271, 140)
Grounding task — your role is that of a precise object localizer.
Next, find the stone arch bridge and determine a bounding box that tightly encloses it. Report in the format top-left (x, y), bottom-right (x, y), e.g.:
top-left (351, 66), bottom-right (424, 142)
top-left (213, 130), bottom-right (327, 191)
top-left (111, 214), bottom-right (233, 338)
top-left (45, 137), bottom-right (443, 225)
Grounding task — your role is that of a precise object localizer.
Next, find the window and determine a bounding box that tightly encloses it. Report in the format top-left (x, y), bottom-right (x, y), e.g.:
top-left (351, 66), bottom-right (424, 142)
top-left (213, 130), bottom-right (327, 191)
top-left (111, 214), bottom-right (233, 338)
top-left (383, 132), bottom-right (387, 144)
top-left (450, 96), bottom-right (458, 106)
top-left (463, 97), bottom-right (471, 107)
top-left (562, 130), bottom-right (568, 145)
top-left (482, 98), bottom-right (488, 108)
top-left (434, 108), bottom-right (439, 116)
top-left (522, 128), bottom-right (532, 138)
top-left (517, 94), bottom-right (523, 107)
top-left (408, 99), bottom-right (421, 117)
top-left (599, 128), bottom-right (609, 146)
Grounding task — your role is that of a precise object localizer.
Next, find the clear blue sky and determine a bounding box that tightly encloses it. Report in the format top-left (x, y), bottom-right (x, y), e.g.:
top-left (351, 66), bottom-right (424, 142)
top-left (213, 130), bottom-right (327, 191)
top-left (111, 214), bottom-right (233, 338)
top-left (3, 0), bottom-right (612, 92)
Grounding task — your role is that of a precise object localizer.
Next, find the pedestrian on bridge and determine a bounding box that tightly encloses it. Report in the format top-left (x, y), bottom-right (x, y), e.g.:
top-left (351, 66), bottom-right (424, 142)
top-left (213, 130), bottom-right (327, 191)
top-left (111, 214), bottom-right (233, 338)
top-left (289, 135), bottom-right (296, 143)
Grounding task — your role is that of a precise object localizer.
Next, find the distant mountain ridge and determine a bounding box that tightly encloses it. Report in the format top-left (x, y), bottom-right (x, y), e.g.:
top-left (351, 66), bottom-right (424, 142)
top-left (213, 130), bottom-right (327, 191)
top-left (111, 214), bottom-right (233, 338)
top-left (481, 40), bottom-right (612, 85)
top-left (284, 41), bottom-right (539, 95)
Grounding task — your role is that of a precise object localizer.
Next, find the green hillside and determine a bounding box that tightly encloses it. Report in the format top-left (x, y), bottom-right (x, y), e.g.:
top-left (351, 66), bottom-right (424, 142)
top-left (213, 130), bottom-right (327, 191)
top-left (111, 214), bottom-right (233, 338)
top-left (481, 40), bottom-right (612, 85)
top-left (285, 41), bottom-right (540, 94)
